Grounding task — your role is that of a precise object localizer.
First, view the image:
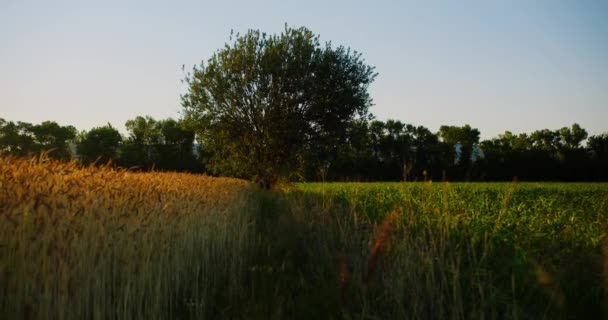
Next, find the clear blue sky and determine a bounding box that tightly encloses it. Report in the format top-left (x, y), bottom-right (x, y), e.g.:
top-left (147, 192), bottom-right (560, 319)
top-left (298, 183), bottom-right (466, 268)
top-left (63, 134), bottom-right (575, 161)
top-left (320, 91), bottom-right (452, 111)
top-left (1, 0), bottom-right (606, 139)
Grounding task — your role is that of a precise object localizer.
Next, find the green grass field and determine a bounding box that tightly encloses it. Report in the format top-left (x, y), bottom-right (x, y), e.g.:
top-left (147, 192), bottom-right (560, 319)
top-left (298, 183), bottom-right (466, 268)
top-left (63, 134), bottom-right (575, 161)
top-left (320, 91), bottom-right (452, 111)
top-left (2, 159), bottom-right (608, 319)
top-left (296, 182), bottom-right (608, 249)
top-left (270, 182), bottom-right (608, 319)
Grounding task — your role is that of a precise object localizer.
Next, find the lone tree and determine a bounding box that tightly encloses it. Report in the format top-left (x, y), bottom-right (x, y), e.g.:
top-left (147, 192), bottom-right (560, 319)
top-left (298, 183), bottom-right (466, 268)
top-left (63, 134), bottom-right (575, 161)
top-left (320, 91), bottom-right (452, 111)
top-left (181, 26), bottom-right (376, 188)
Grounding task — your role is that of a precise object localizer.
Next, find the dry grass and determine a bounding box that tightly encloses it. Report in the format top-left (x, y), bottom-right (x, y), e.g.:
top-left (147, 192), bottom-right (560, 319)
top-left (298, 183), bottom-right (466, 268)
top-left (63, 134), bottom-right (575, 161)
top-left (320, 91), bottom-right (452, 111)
top-left (0, 156), bottom-right (258, 319)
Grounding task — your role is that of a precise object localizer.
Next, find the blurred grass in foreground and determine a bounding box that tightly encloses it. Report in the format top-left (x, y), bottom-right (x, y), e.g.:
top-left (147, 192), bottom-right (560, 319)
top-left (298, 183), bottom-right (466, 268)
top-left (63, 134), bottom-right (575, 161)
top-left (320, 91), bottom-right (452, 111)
top-left (283, 182), bottom-right (608, 319)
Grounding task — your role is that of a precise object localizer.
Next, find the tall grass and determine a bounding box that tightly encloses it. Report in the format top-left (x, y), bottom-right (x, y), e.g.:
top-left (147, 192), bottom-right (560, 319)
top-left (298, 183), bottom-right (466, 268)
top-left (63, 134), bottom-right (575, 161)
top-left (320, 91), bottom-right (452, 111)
top-left (0, 157), bottom-right (258, 319)
top-left (280, 182), bottom-right (608, 319)
top-left (253, 187), bottom-right (508, 319)
top-left (2, 157), bottom-right (607, 319)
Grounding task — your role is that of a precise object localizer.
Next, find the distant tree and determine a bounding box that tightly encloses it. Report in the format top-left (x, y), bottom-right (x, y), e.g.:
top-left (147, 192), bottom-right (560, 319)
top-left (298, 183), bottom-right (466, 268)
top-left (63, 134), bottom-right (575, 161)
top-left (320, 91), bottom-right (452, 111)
top-left (0, 119), bottom-right (35, 156)
top-left (318, 118), bottom-right (376, 181)
top-left (0, 119), bottom-right (77, 160)
top-left (553, 124), bottom-right (589, 180)
top-left (587, 133), bottom-right (608, 180)
top-left (31, 121), bottom-right (77, 160)
top-left (77, 124), bottom-right (122, 165)
top-left (368, 120), bottom-right (387, 161)
top-left (558, 123), bottom-right (588, 149)
top-left (155, 118), bottom-right (200, 171)
top-left (118, 116), bottom-right (201, 172)
top-left (588, 133), bottom-right (608, 160)
top-left (478, 131), bottom-right (530, 181)
top-left (323, 120), bottom-right (444, 182)
top-left (438, 124), bottom-right (480, 180)
top-left (125, 116), bottom-right (161, 146)
top-left (120, 116), bottom-right (161, 169)
top-left (438, 125), bottom-right (480, 163)
top-left (406, 124), bottom-right (443, 181)
top-left (374, 120), bottom-right (414, 181)
top-left (32, 121), bottom-right (77, 159)
top-left (182, 25), bottom-right (377, 188)
top-left (530, 129), bottom-right (560, 151)
top-left (494, 131), bottom-right (531, 151)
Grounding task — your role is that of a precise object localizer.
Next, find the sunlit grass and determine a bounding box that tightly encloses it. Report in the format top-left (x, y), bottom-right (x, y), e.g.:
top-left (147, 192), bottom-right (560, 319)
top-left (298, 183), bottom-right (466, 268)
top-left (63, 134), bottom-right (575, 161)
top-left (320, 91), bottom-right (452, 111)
top-left (0, 156), bottom-right (258, 319)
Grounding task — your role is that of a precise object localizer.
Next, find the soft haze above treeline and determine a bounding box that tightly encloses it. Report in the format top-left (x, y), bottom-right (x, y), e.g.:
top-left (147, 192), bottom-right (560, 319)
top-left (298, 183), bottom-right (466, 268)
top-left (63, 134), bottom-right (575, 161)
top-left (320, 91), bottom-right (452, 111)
top-left (1, 116), bottom-right (606, 182)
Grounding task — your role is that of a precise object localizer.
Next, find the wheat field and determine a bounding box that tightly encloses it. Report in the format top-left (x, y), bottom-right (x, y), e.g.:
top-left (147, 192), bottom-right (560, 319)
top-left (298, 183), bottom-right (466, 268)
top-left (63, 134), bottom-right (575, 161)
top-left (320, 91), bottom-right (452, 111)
top-left (0, 157), bottom-right (258, 319)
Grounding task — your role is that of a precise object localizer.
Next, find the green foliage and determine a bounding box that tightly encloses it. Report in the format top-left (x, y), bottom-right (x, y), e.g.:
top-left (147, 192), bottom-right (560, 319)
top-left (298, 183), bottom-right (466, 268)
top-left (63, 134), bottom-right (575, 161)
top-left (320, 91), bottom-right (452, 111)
top-left (77, 124), bottom-right (122, 165)
top-left (2, 116), bottom-right (606, 181)
top-left (125, 115), bottom-right (161, 145)
top-left (438, 124), bottom-right (480, 173)
top-left (181, 25), bottom-right (377, 187)
top-left (587, 133), bottom-right (608, 179)
top-left (120, 116), bottom-right (200, 171)
top-left (558, 123), bottom-right (588, 149)
top-left (154, 118), bottom-right (200, 171)
top-left (588, 133), bottom-right (608, 159)
top-left (120, 116), bottom-right (160, 168)
top-left (530, 128), bottom-right (560, 151)
top-left (0, 118), bottom-right (35, 156)
top-left (0, 118), bottom-right (76, 160)
top-left (290, 182), bottom-right (608, 319)
top-left (30, 121), bottom-right (77, 160)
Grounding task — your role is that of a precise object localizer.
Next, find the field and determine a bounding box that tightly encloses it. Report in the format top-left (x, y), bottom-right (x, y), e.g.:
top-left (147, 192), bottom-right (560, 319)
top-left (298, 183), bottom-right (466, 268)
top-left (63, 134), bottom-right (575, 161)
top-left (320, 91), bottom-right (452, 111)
top-left (2, 158), bottom-right (608, 319)
top-left (0, 158), bottom-right (258, 319)
top-left (291, 182), bottom-right (608, 318)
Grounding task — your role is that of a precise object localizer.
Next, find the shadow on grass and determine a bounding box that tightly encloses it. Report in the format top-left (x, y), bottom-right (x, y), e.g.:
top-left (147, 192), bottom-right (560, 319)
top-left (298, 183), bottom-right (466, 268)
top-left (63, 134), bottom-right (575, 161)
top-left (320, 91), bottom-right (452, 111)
top-left (239, 186), bottom-right (606, 320)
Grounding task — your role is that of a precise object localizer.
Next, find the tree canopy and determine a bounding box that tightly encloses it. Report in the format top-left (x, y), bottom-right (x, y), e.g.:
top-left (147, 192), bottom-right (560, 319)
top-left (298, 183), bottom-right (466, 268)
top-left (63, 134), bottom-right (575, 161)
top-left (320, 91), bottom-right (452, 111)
top-left (1, 116), bottom-right (606, 182)
top-left (118, 116), bottom-right (199, 171)
top-left (181, 25), bottom-right (377, 187)
top-left (77, 124), bottom-right (122, 165)
top-left (0, 119), bottom-right (76, 160)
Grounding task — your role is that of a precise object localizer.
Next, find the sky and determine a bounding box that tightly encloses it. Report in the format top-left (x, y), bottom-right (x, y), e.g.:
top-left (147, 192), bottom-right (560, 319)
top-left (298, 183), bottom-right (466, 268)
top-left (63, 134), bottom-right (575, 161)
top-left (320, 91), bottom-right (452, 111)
top-left (1, 0), bottom-right (607, 139)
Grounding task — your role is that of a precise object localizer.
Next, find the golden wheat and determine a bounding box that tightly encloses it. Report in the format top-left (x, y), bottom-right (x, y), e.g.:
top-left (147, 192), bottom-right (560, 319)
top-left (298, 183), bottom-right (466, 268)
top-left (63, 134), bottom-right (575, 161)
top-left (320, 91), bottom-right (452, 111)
top-left (0, 157), bottom-right (257, 319)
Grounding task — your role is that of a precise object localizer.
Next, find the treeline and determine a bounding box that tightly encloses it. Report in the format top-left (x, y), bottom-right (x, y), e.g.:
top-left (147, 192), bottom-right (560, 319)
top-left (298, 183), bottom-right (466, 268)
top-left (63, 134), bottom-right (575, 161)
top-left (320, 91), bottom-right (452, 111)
top-left (1, 117), bottom-right (607, 181)
top-left (305, 121), bottom-right (608, 182)
top-left (0, 116), bottom-right (202, 172)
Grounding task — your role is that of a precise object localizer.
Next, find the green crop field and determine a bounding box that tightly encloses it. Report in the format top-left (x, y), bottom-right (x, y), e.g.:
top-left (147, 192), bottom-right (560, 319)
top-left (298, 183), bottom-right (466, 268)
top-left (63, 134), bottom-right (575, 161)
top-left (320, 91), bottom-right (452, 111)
top-left (2, 158), bottom-right (608, 319)
top-left (280, 182), bottom-right (608, 319)
top-left (296, 182), bottom-right (608, 249)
